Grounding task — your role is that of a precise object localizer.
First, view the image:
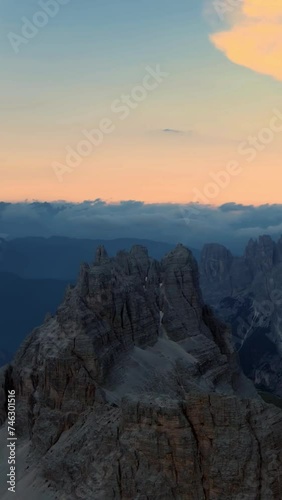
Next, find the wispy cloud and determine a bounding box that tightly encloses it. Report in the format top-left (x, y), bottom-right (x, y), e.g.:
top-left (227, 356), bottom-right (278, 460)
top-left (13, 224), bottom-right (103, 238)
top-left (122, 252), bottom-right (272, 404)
top-left (162, 128), bottom-right (184, 134)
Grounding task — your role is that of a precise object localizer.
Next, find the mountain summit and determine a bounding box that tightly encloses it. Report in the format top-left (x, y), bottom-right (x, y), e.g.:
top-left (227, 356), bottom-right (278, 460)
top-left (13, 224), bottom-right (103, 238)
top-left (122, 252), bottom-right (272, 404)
top-left (0, 245), bottom-right (282, 499)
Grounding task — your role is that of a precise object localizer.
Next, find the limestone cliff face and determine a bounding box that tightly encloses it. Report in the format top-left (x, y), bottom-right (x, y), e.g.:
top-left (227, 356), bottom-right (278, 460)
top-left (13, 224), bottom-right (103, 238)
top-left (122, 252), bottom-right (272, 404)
top-left (39, 394), bottom-right (282, 500)
top-left (200, 235), bottom-right (282, 305)
top-left (244, 235), bottom-right (276, 275)
top-left (200, 235), bottom-right (282, 397)
top-left (1, 244), bottom-right (282, 499)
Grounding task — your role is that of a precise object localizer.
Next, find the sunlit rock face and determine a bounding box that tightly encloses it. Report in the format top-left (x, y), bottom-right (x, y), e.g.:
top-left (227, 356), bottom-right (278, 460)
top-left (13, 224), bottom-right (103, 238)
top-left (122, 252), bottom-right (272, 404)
top-left (1, 244), bottom-right (282, 499)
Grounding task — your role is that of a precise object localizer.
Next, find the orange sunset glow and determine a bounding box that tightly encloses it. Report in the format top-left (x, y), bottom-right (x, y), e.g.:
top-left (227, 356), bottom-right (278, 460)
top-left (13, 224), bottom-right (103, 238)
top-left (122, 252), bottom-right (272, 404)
top-left (1, 0), bottom-right (282, 206)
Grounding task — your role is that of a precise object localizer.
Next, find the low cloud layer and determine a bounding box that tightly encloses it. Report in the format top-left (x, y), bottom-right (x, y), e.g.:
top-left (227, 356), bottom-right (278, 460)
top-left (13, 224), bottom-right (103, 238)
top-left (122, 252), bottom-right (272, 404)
top-left (210, 0), bottom-right (282, 81)
top-left (1, 200), bottom-right (282, 253)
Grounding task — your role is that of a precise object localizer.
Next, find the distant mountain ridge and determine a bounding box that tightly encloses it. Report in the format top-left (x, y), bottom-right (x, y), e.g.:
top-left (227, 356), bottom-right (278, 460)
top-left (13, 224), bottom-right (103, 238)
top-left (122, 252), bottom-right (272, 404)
top-left (200, 234), bottom-right (282, 397)
top-left (0, 236), bottom-right (200, 280)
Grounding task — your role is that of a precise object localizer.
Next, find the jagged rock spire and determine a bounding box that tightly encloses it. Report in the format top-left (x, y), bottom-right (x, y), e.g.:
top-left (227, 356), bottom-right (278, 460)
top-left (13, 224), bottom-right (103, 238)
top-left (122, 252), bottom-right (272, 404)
top-left (95, 245), bottom-right (109, 264)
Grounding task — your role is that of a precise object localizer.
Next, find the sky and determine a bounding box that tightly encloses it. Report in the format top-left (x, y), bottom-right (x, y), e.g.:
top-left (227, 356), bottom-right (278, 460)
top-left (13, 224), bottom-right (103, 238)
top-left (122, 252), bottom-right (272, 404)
top-left (1, 0), bottom-right (282, 206)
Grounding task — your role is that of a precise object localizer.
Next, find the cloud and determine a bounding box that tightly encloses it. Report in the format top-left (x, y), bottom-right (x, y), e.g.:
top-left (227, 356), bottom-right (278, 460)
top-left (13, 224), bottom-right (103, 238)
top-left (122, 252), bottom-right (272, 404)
top-left (209, 0), bottom-right (282, 81)
top-left (1, 200), bottom-right (282, 253)
top-left (162, 129), bottom-right (184, 134)
top-left (242, 0), bottom-right (282, 18)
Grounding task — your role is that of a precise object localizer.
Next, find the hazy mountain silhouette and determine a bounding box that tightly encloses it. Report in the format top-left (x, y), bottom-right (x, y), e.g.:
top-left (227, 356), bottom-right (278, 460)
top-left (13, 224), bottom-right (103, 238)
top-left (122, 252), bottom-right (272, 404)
top-left (0, 237), bottom-right (200, 280)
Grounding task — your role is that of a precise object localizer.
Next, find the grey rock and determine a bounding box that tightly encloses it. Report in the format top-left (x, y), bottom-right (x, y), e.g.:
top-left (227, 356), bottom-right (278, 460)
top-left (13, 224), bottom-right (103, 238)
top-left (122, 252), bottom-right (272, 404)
top-left (0, 244), bottom-right (282, 499)
top-left (200, 235), bottom-right (282, 397)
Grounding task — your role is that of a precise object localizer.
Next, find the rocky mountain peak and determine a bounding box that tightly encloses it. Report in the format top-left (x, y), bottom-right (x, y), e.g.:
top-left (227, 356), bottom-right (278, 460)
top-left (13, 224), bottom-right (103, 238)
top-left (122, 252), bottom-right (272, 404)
top-left (245, 234), bottom-right (276, 273)
top-left (200, 235), bottom-right (282, 307)
top-left (0, 243), bottom-right (282, 499)
top-left (199, 233), bottom-right (282, 399)
top-left (129, 244), bottom-right (149, 257)
top-left (200, 243), bottom-right (233, 281)
top-left (2, 244), bottom-right (240, 435)
top-left (94, 244), bottom-right (109, 264)
top-left (163, 242), bottom-right (194, 263)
